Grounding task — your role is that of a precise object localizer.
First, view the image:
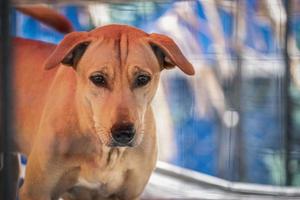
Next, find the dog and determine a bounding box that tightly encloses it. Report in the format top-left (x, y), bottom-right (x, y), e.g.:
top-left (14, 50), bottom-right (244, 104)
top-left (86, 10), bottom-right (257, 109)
top-left (12, 23), bottom-right (194, 200)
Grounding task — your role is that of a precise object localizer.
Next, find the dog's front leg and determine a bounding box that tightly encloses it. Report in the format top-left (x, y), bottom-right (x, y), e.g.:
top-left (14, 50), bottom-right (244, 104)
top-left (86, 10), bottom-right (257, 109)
top-left (19, 152), bottom-right (64, 200)
top-left (19, 136), bottom-right (72, 200)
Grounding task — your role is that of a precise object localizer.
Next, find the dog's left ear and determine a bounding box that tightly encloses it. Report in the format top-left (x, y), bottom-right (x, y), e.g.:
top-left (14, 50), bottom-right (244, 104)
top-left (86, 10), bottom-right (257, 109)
top-left (148, 33), bottom-right (195, 75)
top-left (44, 31), bottom-right (94, 69)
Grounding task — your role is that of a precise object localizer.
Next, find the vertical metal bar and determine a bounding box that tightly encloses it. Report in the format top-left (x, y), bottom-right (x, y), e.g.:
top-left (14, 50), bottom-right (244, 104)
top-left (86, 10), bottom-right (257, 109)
top-left (0, 0), bottom-right (14, 199)
top-left (234, 0), bottom-right (245, 182)
top-left (217, 0), bottom-right (245, 182)
top-left (283, 0), bottom-right (292, 186)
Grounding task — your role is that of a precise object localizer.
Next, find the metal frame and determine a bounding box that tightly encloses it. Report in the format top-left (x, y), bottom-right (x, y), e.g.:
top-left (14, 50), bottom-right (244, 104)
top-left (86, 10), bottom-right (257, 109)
top-left (284, 0), bottom-right (293, 186)
top-left (11, 0), bottom-right (175, 6)
top-left (0, 0), bottom-right (14, 199)
top-left (144, 161), bottom-right (300, 199)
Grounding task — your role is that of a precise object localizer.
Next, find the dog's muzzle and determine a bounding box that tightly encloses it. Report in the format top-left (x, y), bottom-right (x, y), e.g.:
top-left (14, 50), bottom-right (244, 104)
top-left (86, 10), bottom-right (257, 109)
top-left (111, 123), bottom-right (135, 147)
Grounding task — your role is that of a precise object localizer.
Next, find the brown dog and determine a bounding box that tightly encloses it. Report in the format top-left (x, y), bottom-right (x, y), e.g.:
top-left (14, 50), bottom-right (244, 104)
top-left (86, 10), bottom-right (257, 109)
top-left (13, 25), bottom-right (194, 200)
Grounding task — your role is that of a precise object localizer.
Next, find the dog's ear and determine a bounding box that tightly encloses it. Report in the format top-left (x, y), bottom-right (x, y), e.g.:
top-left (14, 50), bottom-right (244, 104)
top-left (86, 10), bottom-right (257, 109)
top-left (148, 33), bottom-right (195, 75)
top-left (44, 32), bottom-right (93, 69)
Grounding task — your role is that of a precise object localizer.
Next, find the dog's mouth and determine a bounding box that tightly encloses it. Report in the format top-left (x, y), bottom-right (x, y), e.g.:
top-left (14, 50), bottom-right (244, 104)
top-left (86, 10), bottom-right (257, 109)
top-left (93, 130), bottom-right (137, 147)
top-left (93, 123), bottom-right (144, 148)
top-left (96, 132), bottom-right (143, 148)
top-left (109, 130), bottom-right (141, 147)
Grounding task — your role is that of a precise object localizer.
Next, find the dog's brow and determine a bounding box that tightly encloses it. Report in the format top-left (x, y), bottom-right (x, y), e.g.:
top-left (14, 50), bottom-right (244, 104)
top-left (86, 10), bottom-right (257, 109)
top-left (92, 70), bottom-right (108, 77)
top-left (88, 66), bottom-right (114, 80)
top-left (98, 66), bottom-right (108, 72)
top-left (133, 66), bottom-right (152, 75)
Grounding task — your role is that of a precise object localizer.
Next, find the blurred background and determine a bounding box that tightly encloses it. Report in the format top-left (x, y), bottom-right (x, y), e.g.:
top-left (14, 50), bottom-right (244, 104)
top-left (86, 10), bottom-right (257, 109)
top-left (11, 0), bottom-right (300, 189)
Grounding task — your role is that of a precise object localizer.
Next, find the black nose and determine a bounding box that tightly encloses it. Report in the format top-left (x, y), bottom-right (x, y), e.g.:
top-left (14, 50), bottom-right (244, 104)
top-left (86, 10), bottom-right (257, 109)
top-left (111, 123), bottom-right (135, 146)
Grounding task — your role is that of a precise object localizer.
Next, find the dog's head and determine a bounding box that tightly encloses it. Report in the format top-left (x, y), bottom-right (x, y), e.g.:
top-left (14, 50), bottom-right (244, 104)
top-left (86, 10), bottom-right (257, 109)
top-left (45, 25), bottom-right (194, 147)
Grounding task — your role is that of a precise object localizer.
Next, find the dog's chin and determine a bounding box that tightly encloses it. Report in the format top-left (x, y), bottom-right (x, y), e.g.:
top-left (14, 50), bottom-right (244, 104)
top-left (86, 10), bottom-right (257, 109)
top-left (105, 135), bottom-right (143, 148)
top-left (108, 141), bottom-right (135, 148)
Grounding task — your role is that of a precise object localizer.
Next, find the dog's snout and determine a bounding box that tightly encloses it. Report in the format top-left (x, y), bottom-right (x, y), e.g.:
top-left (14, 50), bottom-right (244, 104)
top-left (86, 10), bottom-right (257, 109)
top-left (111, 123), bottom-right (135, 146)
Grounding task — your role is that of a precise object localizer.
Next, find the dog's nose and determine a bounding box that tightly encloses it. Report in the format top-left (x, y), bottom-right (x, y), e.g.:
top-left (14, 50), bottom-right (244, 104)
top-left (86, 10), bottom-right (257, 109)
top-left (111, 123), bottom-right (135, 146)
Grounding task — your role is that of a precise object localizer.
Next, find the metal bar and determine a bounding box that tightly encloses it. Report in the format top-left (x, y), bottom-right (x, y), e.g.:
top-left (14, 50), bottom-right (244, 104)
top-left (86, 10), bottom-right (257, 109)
top-left (12, 0), bottom-right (174, 5)
top-left (148, 161), bottom-right (300, 198)
top-left (0, 0), bottom-right (14, 200)
top-left (283, 0), bottom-right (292, 186)
top-left (235, 0), bottom-right (245, 182)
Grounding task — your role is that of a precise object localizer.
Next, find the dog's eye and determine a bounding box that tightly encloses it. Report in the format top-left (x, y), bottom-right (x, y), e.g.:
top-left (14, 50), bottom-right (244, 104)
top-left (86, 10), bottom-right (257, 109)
top-left (135, 74), bottom-right (151, 87)
top-left (89, 74), bottom-right (107, 87)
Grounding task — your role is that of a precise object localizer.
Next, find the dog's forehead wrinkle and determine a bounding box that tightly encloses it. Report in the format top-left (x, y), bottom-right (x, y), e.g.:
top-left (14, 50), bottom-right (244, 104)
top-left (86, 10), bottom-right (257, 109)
top-left (120, 33), bottom-right (129, 68)
top-left (87, 30), bottom-right (152, 78)
top-left (90, 27), bottom-right (146, 69)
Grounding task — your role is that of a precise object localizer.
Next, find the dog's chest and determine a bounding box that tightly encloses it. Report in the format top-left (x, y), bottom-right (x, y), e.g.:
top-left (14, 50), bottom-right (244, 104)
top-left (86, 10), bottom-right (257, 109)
top-left (75, 148), bottom-right (127, 196)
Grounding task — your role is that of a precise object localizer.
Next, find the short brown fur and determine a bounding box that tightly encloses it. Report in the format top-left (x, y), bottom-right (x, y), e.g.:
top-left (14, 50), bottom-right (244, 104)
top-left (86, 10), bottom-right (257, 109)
top-left (13, 24), bottom-right (194, 200)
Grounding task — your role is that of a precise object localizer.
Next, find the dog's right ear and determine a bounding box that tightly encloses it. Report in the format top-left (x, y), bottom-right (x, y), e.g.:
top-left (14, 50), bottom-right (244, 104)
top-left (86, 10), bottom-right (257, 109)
top-left (44, 32), bottom-right (93, 69)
